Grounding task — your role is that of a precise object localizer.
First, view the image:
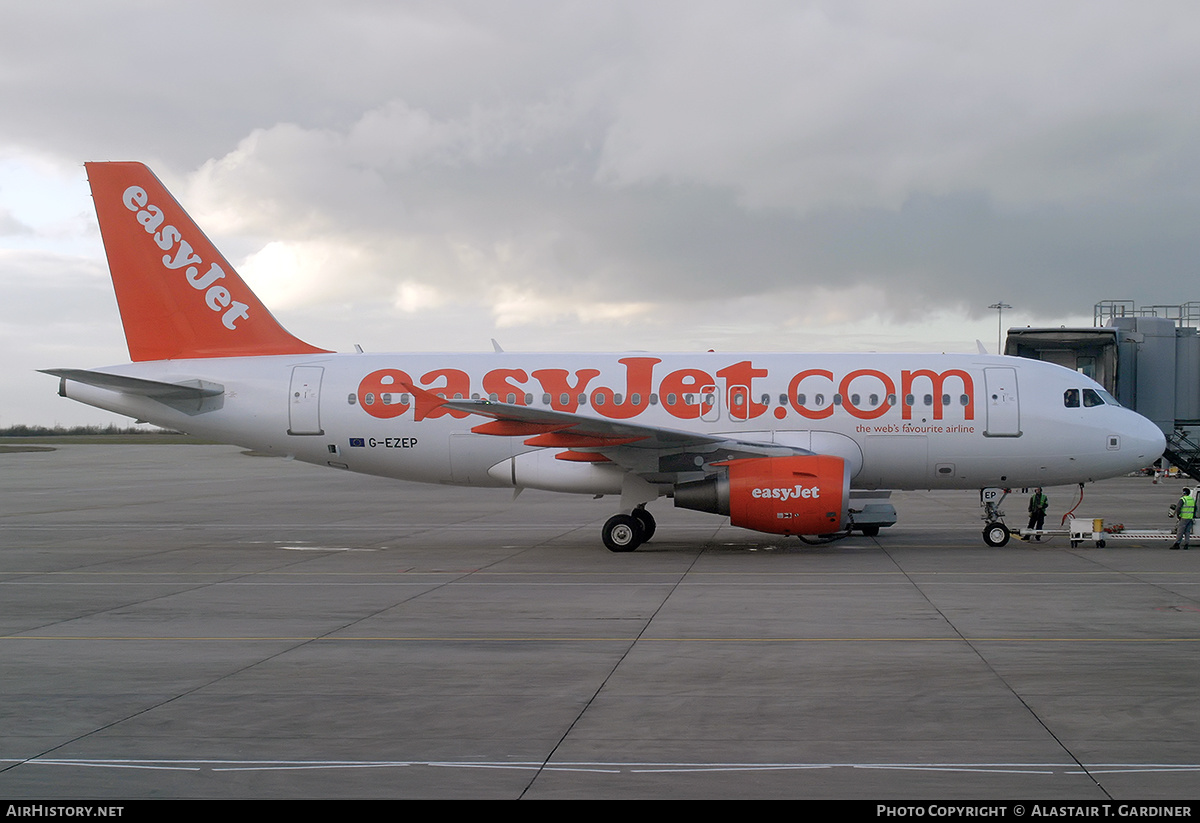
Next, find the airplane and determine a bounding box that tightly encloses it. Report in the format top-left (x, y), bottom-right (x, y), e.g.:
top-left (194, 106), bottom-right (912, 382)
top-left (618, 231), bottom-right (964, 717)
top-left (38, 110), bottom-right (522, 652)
top-left (43, 162), bottom-right (1167, 551)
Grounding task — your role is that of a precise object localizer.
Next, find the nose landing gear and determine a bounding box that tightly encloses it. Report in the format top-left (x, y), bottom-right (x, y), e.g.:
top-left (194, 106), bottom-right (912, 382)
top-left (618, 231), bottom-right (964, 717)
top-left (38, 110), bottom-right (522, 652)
top-left (983, 520), bottom-right (1011, 547)
top-left (981, 487), bottom-right (1011, 547)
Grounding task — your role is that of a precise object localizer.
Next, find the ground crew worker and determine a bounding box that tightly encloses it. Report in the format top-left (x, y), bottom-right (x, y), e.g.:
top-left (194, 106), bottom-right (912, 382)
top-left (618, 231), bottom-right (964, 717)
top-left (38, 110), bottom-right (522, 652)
top-left (1025, 487), bottom-right (1049, 541)
top-left (1172, 488), bottom-right (1195, 550)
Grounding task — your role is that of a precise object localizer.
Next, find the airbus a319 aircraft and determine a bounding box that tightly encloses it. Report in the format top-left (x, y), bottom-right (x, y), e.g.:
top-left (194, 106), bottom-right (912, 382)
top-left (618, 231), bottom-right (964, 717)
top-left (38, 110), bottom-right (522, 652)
top-left (44, 162), bottom-right (1166, 551)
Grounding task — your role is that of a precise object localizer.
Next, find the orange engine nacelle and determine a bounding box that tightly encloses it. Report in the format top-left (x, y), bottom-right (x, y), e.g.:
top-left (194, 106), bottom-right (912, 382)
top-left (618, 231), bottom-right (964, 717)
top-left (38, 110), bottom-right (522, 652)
top-left (673, 454), bottom-right (849, 536)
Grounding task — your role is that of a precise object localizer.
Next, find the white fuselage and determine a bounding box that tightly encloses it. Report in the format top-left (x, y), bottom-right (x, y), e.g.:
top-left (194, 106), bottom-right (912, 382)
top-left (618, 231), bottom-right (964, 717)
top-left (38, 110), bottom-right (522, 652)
top-left (62, 351), bottom-right (1166, 494)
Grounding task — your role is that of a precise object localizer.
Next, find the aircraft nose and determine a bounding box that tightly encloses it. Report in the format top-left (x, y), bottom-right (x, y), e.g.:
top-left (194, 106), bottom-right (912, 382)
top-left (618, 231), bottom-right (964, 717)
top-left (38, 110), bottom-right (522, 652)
top-left (1127, 413), bottom-right (1166, 463)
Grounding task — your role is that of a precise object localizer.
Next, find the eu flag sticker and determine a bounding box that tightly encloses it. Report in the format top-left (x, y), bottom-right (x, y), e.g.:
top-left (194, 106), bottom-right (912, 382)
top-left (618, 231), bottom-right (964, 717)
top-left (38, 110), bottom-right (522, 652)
top-left (349, 437), bottom-right (366, 448)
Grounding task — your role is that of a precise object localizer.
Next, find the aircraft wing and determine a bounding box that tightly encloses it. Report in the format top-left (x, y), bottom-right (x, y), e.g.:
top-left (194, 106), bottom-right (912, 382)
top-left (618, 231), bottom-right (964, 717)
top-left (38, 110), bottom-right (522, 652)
top-left (409, 383), bottom-right (806, 481)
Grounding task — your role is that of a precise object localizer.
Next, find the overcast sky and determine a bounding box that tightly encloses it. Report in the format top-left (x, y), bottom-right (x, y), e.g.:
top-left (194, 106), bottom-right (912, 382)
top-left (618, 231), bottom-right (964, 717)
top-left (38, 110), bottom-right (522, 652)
top-left (4, 1), bottom-right (1200, 426)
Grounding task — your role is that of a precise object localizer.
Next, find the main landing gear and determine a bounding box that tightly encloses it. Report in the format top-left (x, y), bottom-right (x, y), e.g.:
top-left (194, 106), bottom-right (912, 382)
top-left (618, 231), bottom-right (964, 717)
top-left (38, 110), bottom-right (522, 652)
top-left (603, 507), bottom-right (656, 552)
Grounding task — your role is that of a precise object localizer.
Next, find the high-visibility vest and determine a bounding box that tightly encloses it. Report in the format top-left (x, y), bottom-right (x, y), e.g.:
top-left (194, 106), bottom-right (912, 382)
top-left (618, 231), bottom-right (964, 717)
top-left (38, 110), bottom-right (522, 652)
top-left (1181, 496), bottom-right (1196, 520)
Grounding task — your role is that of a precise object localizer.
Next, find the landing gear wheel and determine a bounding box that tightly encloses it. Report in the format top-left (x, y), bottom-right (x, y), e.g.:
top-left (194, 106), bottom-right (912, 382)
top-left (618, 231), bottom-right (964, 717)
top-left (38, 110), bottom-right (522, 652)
top-left (603, 514), bottom-right (643, 553)
top-left (860, 525), bottom-right (880, 537)
top-left (632, 508), bottom-right (656, 543)
top-left (983, 522), bottom-right (1010, 547)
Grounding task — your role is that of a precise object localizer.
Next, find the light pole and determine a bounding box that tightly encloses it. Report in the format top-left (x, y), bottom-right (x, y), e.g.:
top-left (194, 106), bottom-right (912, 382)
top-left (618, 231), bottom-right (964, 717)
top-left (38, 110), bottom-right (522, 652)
top-left (988, 302), bottom-right (1011, 355)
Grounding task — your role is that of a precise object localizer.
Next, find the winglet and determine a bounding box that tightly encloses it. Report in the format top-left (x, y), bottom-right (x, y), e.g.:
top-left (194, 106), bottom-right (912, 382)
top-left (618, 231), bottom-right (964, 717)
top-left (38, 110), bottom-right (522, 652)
top-left (399, 381), bottom-right (449, 422)
top-left (85, 162), bottom-right (330, 361)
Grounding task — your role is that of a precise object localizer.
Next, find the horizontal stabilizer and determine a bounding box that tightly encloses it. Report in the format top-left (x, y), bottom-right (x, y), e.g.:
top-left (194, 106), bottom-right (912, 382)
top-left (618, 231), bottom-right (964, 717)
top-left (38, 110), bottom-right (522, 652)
top-left (41, 369), bottom-right (225, 415)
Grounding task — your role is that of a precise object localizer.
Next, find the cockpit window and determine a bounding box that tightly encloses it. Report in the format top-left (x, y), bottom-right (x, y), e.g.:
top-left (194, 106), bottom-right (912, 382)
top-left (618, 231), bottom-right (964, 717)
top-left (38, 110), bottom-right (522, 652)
top-left (1065, 387), bottom-right (1120, 408)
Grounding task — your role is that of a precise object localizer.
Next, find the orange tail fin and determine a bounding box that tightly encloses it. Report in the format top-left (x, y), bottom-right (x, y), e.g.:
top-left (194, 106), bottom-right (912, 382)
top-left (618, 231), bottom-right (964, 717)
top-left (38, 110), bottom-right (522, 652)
top-left (85, 161), bottom-right (330, 361)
